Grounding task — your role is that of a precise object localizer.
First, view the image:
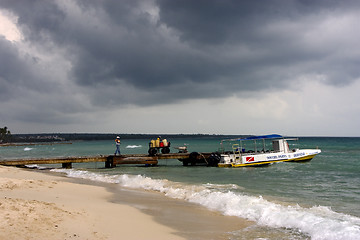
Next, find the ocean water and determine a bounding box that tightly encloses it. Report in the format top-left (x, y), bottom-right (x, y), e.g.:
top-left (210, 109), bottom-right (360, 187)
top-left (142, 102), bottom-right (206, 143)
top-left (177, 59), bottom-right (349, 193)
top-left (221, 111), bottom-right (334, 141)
top-left (1, 137), bottom-right (360, 239)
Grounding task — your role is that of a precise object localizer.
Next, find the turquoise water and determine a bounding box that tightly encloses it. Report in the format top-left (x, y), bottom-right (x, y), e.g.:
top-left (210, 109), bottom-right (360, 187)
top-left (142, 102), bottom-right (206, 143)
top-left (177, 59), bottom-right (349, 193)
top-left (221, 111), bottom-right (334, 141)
top-left (1, 137), bottom-right (360, 239)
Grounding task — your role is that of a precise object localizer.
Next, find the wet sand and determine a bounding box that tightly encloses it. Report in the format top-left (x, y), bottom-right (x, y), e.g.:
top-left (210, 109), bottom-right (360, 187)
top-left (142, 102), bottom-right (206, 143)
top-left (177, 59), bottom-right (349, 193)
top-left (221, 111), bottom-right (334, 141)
top-left (106, 184), bottom-right (254, 240)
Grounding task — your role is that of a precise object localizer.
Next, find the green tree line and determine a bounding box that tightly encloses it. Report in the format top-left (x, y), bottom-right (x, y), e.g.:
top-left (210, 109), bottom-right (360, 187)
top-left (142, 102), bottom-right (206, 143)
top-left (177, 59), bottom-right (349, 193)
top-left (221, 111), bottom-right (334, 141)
top-left (0, 126), bottom-right (12, 143)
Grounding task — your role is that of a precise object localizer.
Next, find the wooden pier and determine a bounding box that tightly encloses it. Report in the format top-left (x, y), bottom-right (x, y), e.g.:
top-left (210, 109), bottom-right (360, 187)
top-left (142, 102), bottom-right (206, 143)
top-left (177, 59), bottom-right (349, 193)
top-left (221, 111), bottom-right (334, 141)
top-left (0, 152), bottom-right (214, 168)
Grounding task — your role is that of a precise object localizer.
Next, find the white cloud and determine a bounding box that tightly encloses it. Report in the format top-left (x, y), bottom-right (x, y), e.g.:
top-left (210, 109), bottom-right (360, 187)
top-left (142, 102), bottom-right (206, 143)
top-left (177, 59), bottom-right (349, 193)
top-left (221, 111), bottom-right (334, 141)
top-left (0, 9), bottom-right (21, 41)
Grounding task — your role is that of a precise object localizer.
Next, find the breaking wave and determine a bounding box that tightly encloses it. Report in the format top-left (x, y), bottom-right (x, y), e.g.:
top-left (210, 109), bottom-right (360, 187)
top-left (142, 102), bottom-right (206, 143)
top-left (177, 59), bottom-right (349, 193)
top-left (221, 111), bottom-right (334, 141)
top-left (51, 169), bottom-right (360, 240)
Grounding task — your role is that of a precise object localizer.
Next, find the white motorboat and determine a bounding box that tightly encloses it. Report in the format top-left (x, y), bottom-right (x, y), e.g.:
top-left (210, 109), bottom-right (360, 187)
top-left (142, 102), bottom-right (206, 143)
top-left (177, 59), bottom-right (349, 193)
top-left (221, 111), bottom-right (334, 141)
top-left (218, 134), bottom-right (321, 167)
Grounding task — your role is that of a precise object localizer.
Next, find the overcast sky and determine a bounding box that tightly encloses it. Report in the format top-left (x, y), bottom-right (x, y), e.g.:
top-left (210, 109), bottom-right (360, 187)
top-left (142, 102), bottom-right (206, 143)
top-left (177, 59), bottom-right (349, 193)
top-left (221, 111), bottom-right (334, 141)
top-left (1, 0), bottom-right (360, 136)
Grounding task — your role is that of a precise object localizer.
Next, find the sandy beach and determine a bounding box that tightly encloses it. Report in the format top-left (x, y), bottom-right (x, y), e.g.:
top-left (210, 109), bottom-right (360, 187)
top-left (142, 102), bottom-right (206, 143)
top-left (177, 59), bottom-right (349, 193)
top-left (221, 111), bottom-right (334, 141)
top-left (0, 165), bottom-right (186, 240)
top-left (0, 165), bottom-right (253, 240)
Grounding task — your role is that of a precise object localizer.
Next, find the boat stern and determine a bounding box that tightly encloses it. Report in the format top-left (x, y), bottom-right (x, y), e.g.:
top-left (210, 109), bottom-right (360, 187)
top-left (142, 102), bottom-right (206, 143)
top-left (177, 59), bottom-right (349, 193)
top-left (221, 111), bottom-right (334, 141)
top-left (218, 154), bottom-right (233, 167)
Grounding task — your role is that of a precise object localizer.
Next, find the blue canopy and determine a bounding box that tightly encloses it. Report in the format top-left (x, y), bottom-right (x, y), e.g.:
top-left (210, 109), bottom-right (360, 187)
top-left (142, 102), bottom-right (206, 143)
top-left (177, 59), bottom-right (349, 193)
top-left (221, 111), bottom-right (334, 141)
top-left (222, 134), bottom-right (283, 142)
top-left (240, 134), bottom-right (282, 141)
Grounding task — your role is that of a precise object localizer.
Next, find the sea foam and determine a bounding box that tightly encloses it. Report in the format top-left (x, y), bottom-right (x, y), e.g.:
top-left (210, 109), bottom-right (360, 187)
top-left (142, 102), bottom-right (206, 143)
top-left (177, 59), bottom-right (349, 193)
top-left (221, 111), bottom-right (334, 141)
top-left (51, 169), bottom-right (360, 240)
top-left (126, 145), bottom-right (142, 149)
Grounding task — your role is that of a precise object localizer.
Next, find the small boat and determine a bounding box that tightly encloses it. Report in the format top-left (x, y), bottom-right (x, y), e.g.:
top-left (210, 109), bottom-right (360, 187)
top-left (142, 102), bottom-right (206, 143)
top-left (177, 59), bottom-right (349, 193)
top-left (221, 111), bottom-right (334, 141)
top-left (218, 134), bottom-right (321, 167)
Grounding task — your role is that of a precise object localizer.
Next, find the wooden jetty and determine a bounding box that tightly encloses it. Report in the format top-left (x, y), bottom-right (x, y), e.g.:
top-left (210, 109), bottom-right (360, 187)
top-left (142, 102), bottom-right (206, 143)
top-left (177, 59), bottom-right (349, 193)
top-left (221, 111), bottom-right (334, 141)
top-left (0, 152), bottom-right (214, 169)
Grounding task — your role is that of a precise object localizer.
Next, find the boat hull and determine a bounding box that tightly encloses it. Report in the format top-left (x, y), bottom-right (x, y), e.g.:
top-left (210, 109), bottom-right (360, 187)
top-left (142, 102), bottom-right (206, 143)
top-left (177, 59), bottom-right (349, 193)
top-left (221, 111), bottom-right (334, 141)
top-left (218, 150), bottom-right (321, 167)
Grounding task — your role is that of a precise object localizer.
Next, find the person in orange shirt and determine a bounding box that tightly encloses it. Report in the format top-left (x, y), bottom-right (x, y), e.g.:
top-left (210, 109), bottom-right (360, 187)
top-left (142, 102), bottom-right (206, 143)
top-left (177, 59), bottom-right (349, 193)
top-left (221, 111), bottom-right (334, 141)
top-left (114, 136), bottom-right (121, 155)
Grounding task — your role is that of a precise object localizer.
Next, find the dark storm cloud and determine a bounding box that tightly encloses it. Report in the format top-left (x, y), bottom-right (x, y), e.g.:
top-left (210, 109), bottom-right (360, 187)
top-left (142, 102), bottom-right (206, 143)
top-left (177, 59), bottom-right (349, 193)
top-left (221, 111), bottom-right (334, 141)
top-left (157, 0), bottom-right (358, 45)
top-left (0, 36), bottom-right (54, 100)
top-left (1, 0), bottom-right (360, 108)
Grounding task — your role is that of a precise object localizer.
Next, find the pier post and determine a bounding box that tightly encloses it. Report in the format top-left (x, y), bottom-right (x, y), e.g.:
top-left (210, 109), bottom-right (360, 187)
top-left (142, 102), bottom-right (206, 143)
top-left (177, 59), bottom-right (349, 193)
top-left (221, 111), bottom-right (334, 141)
top-left (105, 156), bottom-right (115, 168)
top-left (62, 162), bottom-right (72, 169)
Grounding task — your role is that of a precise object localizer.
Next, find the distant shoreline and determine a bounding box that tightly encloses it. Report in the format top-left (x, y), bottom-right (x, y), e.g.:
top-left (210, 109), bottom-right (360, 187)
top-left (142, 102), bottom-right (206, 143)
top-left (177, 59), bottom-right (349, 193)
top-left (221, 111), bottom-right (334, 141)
top-left (0, 142), bottom-right (72, 147)
top-left (4, 134), bottom-right (356, 144)
top-left (9, 133), bottom-right (250, 143)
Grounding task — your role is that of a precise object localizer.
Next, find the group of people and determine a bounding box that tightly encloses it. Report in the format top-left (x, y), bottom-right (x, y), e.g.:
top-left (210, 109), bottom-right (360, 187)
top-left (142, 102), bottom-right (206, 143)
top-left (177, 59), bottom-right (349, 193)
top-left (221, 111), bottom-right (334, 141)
top-left (114, 135), bottom-right (164, 156)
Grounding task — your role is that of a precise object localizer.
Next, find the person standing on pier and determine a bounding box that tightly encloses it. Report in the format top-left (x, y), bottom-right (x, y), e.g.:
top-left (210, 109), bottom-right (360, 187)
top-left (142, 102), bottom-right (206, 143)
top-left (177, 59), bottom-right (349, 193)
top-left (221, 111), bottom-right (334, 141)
top-left (114, 136), bottom-right (121, 155)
